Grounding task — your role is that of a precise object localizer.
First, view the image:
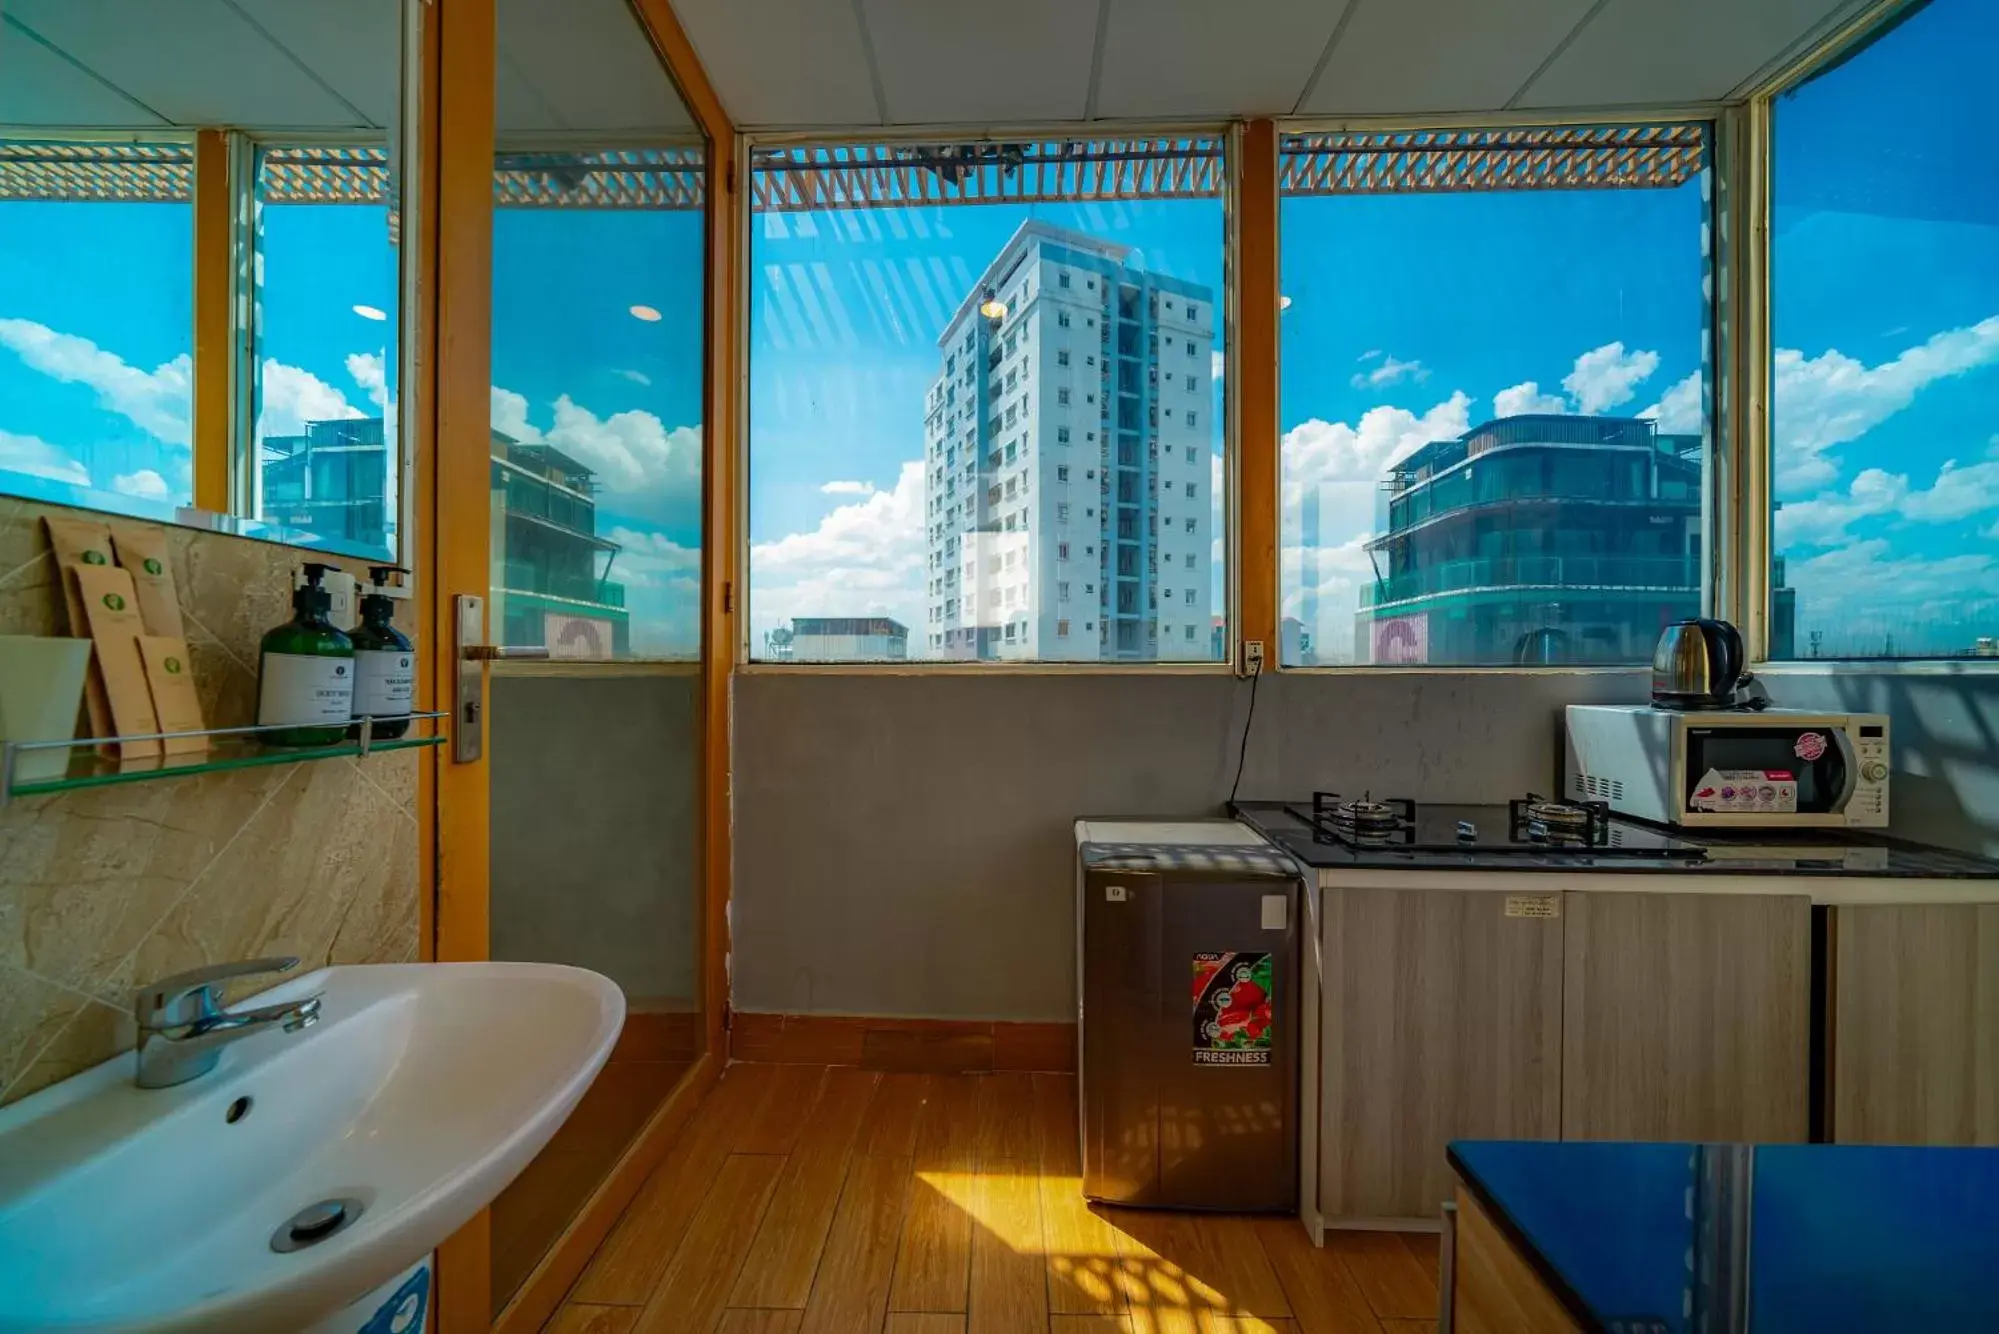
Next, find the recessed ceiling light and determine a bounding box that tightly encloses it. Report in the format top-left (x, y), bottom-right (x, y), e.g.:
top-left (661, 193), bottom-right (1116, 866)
top-left (630, 305), bottom-right (662, 322)
top-left (352, 304), bottom-right (387, 321)
top-left (1279, 295), bottom-right (1293, 311)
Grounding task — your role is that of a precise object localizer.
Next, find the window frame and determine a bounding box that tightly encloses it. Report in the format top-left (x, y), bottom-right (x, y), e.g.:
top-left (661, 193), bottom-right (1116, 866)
top-left (1736, 0), bottom-right (1995, 672)
top-left (1271, 109), bottom-right (1730, 674)
top-left (736, 122), bottom-right (1240, 673)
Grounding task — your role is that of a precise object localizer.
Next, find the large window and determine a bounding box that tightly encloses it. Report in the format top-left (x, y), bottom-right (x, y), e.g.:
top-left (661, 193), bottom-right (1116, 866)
top-left (253, 145), bottom-right (400, 559)
top-left (1279, 126), bottom-right (1714, 667)
top-left (1770, 0), bottom-right (1999, 660)
top-left (0, 140), bottom-right (195, 521)
top-left (746, 137), bottom-right (1230, 664)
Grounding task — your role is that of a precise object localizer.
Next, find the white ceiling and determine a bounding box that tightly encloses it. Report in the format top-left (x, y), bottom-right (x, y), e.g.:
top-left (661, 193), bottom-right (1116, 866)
top-left (0, 0), bottom-right (694, 135)
top-left (672, 0), bottom-right (1876, 130)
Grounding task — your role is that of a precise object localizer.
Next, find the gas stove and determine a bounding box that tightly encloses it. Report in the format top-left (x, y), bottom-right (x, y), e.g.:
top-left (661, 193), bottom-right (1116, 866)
top-left (1290, 791), bottom-right (1704, 859)
top-left (1232, 795), bottom-right (1999, 877)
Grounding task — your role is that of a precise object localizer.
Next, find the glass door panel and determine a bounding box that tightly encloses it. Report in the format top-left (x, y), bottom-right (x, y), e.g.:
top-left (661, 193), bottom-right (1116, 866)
top-left (481, 0), bottom-right (708, 1312)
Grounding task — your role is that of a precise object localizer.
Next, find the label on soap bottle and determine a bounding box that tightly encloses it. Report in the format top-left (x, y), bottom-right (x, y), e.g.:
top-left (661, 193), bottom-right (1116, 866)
top-left (353, 649), bottom-right (415, 716)
top-left (259, 653), bottom-right (354, 726)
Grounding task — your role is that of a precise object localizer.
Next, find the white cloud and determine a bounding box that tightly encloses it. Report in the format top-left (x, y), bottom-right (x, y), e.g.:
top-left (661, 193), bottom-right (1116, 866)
top-left (1772, 316), bottom-right (1999, 494)
top-left (1350, 353), bottom-right (1427, 392)
top-left (0, 428), bottom-right (90, 486)
top-left (1493, 381), bottom-right (1567, 418)
top-left (257, 359), bottom-right (362, 440)
top-left (751, 459), bottom-right (927, 645)
top-left (1789, 538), bottom-right (1999, 656)
top-left (1281, 392), bottom-right (1473, 518)
top-left (488, 386), bottom-right (701, 523)
top-left (0, 318), bottom-right (191, 444)
top-left (1639, 370), bottom-right (1703, 435)
top-left (1357, 349), bottom-right (1383, 362)
top-left (112, 469), bottom-right (172, 501)
top-left (491, 386), bottom-right (543, 444)
top-left (613, 368), bottom-right (653, 387)
top-left (606, 526), bottom-right (701, 656)
top-left (1280, 393), bottom-right (1472, 661)
top-left (1903, 457), bottom-right (1999, 523)
top-left (542, 396), bottom-right (701, 519)
top-left (820, 480), bottom-right (876, 497)
top-left (1775, 455), bottom-right (1999, 548)
top-left (1562, 341), bottom-right (1659, 414)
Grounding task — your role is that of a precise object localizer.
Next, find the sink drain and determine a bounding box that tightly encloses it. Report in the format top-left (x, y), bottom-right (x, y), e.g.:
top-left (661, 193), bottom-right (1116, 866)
top-left (271, 1198), bottom-right (364, 1253)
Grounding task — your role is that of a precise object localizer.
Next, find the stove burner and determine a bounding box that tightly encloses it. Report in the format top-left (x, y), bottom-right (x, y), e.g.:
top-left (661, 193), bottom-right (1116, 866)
top-left (1509, 794), bottom-right (1612, 846)
top-left (1309, 792), bottom-right (1416, 846)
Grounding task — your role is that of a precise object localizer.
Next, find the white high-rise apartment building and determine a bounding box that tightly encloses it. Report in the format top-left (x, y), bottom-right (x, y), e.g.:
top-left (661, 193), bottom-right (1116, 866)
top-left (921, 221), bottom-right (1216, 661)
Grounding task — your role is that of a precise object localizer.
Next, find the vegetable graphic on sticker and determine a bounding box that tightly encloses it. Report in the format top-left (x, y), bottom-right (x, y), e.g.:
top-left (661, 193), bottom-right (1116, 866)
top-left (1192, 952), bottom-right (1274, 1066)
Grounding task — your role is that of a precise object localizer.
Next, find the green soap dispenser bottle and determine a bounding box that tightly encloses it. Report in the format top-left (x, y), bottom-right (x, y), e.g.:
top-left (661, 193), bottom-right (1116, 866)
top-left (258, 562), bottom-right (356, 746)
top-left (351, 565), bottom-right (415, 739)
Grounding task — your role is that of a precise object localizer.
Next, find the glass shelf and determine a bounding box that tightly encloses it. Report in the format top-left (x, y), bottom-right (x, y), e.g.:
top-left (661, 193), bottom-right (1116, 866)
top-left (0, 712), bottom-right (448, 804)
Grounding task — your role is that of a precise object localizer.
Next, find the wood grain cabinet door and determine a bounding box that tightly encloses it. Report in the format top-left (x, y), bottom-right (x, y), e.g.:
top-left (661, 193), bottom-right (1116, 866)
top-left (1321, 885), bottom-right (1564, 1222)
top-left (1831, 904), bottom-right (1999, 1145)
top-left (1561, 891), bottom-right (1810, 1143)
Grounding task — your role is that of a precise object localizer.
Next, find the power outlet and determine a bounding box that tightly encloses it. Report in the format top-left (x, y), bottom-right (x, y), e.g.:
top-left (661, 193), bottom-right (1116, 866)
top-left (1239, 639), bottom-right (1266, 679)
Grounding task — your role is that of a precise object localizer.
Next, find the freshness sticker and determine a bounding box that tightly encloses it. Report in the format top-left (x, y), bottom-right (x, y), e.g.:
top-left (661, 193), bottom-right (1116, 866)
top-left (1192, 952), bottom-right (1273, 1066)
top-left (1690, 768), bottom-right (1798, 814)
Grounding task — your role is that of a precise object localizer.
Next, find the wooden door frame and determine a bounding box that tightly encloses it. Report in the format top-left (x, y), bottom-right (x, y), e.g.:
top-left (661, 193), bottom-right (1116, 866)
top-left (419, 0), bottom-right (739, 1328)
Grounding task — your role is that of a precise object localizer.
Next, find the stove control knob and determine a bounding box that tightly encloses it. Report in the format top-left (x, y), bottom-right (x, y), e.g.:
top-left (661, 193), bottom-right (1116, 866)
top-left (1861, 760), bottom-right (1890, 783)
top-left (1455, 821), bottom-right (1477, 842)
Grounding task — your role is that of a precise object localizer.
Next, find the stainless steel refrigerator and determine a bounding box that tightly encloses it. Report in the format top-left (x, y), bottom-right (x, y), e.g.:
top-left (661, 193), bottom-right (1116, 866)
top-left (1075, 820), bottom-right (1303, 1211)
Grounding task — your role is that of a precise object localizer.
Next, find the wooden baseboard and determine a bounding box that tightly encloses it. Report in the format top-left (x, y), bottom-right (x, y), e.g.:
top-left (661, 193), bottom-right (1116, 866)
top-left (730, 1012), bottom-right (1077, 1073)
top-left (493, 1049), bottom-right (721, 1334)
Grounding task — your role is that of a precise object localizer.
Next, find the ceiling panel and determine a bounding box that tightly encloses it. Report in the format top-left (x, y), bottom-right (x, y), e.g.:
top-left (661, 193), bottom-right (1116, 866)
top-left (0, 18), bottom-right (169, 127)
top-left (1300, 0), bottom-right (1599, 116)
top-left (672, 0), bottom-right (878, 128)
top-left (5, 0), bottom-right (363, 128)
top-left (228, 0), bottom-right (399, 129)
top-left (860, 0), bottom-right (1093, 125)
top-left (1096, 0), bottom-right (1351, 119)
top-left (1520, 0), bottom-right (1856, 108)
top-left (498, 0), bottom-right (695, 136)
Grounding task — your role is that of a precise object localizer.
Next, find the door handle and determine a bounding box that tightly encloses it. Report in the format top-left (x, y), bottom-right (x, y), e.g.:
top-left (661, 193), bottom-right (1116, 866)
top-left (462, 644), bottom-right (551, 662)
top-left (453, 594), bottom-right (549, 763)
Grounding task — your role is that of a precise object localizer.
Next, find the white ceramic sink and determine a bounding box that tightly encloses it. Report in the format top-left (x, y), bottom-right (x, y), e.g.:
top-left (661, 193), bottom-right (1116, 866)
top-left (0, 962), bottom-right (624, 1333)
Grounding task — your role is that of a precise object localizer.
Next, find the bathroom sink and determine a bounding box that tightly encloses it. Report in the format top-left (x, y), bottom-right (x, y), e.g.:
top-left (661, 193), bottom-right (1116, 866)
top-left (0, 962), bottom-right (624, 1333)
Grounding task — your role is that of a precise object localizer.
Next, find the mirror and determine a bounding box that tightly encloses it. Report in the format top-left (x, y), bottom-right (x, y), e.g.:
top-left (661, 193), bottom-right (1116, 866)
top-left (0, 0), bottom-right (408, 561)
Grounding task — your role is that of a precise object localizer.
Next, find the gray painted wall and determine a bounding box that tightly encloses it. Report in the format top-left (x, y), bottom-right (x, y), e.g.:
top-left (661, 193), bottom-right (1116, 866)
top-left (490, 672), bottom-right (701, 1005)
top-left (731, 669), bottom-right (1999, 1022)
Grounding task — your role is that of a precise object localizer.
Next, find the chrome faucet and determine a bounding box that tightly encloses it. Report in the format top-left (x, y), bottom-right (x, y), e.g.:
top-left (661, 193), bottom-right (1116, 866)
top-left (132, 956), bottom-right (324, 1089)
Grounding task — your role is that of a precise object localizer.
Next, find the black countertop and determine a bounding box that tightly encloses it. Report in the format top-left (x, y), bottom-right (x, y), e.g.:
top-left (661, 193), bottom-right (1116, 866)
top-left (1231, 801), bottom-right (1999, 878)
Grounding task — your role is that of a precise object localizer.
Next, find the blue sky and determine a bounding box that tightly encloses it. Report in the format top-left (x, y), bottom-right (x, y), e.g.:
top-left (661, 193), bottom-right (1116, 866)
top-left (2, 0), bottom-right (1992, 661)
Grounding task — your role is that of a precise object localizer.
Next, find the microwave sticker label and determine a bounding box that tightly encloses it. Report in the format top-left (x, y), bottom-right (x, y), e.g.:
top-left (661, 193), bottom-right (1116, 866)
top-left (1690, 768), bottom-right (1799, 813)
top-left (1795, 732), bottom-right (1829, 762)
top-left (1192, 952), bottom-right (1273, 1065)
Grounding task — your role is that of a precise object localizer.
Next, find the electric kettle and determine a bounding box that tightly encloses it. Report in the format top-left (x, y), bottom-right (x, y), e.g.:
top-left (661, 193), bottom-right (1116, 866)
top-left (1651, 618), bottom-right (1752, 709)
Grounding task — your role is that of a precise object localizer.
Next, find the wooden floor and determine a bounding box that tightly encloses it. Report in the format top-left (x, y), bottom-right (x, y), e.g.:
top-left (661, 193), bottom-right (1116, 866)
top-left (545, 1062), bottom-right (1440, 1334)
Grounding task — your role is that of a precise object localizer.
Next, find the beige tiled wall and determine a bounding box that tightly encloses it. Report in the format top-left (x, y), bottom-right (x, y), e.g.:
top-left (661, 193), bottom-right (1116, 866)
top-left (0, 498), bottom-right (421, 1105)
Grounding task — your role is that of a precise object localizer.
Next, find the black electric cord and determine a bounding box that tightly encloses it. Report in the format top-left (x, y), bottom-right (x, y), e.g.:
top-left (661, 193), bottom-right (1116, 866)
top-left (1227, 663), bottom-right (1262, 808)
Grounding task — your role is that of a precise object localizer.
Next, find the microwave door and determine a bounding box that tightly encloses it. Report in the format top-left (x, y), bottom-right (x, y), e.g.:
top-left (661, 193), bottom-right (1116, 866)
top-left (1685, 726), bottom-right (1851, 817)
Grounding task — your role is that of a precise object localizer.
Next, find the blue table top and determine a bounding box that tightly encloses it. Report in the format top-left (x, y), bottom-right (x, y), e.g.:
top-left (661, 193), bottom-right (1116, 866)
top-left (1449, 1140), bottom-right (1999, 1334)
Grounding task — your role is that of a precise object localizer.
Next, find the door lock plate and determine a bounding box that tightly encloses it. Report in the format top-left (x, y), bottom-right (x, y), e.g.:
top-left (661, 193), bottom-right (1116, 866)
top-left (454, 594), bottom-right (483, 764)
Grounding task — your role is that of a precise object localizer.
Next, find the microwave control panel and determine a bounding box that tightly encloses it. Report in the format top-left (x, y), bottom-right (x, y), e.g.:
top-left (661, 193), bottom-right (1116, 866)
top-left (1846, 719), bottom-right (1891, 825)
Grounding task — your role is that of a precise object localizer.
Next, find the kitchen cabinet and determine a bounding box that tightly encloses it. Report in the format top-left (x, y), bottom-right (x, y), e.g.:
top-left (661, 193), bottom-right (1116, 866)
top-left (1831, 904), bottom-right (1999, 1145)
top-left (1319, 885), bottom-right (1563, 1222)
top-left (1561, 891), bottom-right (1810, 1143)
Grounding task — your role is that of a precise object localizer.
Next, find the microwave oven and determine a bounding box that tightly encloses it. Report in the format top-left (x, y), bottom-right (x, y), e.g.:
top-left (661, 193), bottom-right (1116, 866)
top-left (1563, 704), bottom-right (1889, 828)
